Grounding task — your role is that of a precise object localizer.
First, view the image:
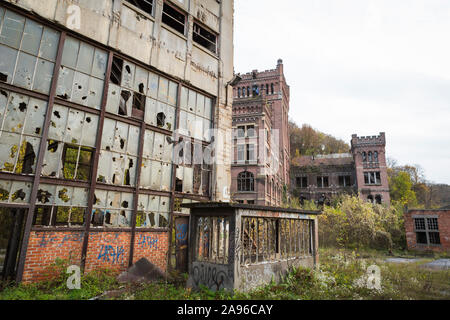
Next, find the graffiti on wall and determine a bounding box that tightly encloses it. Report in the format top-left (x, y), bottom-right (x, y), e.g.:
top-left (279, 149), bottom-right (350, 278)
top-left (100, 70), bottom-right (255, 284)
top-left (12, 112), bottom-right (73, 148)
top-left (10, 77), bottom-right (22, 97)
top-left (137, 234), bottom-right (159, 249)
top-left (97, 244), bottom-right (125, 264)
top-left (192, 263), bottom-right (230, 291)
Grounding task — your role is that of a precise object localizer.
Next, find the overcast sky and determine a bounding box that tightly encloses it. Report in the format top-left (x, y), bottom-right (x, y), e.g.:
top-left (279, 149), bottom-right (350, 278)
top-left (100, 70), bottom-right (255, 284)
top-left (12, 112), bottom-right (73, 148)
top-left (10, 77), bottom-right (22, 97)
top-left (234, 0), bottom-right (450, 185)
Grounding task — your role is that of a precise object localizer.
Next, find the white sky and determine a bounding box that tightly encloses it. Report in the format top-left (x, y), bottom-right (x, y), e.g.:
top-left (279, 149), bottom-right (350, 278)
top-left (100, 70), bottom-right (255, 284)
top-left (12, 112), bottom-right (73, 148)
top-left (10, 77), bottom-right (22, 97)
top-left (234, 0), bottom-right (450, 184)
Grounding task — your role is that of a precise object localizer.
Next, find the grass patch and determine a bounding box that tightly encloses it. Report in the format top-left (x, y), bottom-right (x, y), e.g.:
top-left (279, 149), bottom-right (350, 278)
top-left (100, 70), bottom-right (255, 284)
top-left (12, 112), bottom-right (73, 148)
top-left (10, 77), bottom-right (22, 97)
top-left (1, 248), bottom-right (448, 300)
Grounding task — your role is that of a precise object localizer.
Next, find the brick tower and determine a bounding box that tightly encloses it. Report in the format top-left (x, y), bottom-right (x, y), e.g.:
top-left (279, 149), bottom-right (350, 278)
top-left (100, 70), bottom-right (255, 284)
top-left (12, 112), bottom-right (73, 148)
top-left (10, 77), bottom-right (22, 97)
top-left (351, 133), bottom-right (390, 205)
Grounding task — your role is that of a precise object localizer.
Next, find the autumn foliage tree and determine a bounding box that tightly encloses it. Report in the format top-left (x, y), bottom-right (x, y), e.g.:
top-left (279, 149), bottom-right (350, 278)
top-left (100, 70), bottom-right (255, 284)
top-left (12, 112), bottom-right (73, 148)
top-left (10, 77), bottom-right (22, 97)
top-left (289, 121), bottom-right (350, 159)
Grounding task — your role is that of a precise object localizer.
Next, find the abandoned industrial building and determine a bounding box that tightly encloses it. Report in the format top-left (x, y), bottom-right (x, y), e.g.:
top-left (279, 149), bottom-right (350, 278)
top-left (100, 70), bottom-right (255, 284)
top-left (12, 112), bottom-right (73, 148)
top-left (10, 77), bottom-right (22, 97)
top-left (290, 133), bottom-right (391, 206)
top-left (0, 0), bottom-right (236, 283)
top-left (230, 60), bottom-right (291, 206)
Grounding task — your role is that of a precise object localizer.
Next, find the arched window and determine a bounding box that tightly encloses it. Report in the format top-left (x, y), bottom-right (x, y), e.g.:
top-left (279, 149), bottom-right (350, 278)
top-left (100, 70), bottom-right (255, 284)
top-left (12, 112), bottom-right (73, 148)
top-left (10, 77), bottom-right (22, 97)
top-left (362, 152), bottom-right (367, 162)
top-left (271, 83), bottom-right (274, 94)
top-left (247, 86), bottom-right (250, 97)
top-left (368, 195), bottom-right (374, 203)
top-left (368, 151), bottom-right (373, 162)
top-left (237, 88), bottom-right (241, 97)
top-left (374, 151), bottom-right (378, 162)
top-left (375, 195), bottom-right (382, 204)
top-left (237, 171), bottom-right (254, 192)
top-left (266, 84), bottom-right (269, 95)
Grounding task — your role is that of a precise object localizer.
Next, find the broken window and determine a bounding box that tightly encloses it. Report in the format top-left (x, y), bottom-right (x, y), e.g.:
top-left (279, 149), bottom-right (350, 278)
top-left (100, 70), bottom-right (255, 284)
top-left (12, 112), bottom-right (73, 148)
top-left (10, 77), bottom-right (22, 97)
top-left (162, 2), bottom-right (186, 35)
top-left (179, 87), bottom-right (213, 142)
top-left (414, 217), bottom-right (440, 246)
top-left (136, 194), bottom-right (170, 228)
top-left (139, 130), bottom-right (173, 192)
top-left (317, 176), bottom-right (329, 188)
top-left (362, 152), bottom-right (367, 162)
top-left (193, 22), bottom-right (217, 53)
top-left (237, 171), bottom-right (254, 192)
top-left (252, 85), bottom-right (259, 96)
top-left (368, 151), bottom-right (373, 162)
top-left (62, 145), bottom-right (94, 181)
top-left (240, 217), bottom-right (312, 265)
top-left (33, 185), bottom-right (88, 227)
top-left (364, 171), bottom-right (381, 185)
top-left (296, 176), bottom-right (307, 188)
top-left (0, 90), bottom-right (47, 175)
top-left (42, 104), bottom-right (99, 180)
top-left (125, 0), bottom-right (154, 16)
top-left (57, 36), bottom-right (107, 109)
top-left (237, 88), bottom-right (241, 98)
top-left (338, 175), bottom-right (351, 187)
top-left (91, 190), bottom-right (133, 228)
top-left (271, 83), bottom-right (274, 94)
top-left (195, 216), bottom-right (230, 264)
top-left (0, 9), bottom-right (60, 94)
top-left (375, 194), bottom-right (382, 204)
top-left (374, 151), bottom-right (379, 162)
top-left (97, 119), bottom-right (139, 186)
top-left (0, 179), bottom-right (32, 204)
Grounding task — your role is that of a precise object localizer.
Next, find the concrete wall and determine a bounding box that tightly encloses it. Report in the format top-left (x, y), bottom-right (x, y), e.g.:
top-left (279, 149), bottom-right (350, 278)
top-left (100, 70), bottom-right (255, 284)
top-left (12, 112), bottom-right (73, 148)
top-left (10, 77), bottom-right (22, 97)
top-left (238, 257), bottom-right (315, 292)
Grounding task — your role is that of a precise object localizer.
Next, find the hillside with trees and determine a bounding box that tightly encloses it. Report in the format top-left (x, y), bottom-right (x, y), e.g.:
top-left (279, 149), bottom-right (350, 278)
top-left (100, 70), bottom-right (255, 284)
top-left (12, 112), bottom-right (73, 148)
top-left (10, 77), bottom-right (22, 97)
top-left (289, 121), bottom-right (350, 158)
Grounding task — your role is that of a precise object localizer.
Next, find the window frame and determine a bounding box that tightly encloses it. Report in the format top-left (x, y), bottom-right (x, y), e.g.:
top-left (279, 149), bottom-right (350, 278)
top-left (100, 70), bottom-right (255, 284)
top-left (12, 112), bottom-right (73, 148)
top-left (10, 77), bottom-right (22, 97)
top-left (161, 1), bottom-right (187, 36)
top-left (193, 21), bottom-right (218, 54)
top-left (413, 215), bottom-right (441, 246)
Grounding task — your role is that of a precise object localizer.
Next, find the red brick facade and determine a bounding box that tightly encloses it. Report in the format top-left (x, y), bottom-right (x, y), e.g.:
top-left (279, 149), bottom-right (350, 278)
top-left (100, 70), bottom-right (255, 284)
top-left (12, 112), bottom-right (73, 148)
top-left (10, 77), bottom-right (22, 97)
top-left (22, 230), bottom-right (169, 283)
top-left (231, 60), bottom-right (290, 206)
top-left (404, 210), bottom-right (450, 252)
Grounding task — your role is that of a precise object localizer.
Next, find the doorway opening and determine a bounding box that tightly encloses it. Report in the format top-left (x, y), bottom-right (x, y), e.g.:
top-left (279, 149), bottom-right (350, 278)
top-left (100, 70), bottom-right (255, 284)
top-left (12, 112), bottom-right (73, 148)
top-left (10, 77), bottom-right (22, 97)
top-left (0, 207), bottom-right (26, 283)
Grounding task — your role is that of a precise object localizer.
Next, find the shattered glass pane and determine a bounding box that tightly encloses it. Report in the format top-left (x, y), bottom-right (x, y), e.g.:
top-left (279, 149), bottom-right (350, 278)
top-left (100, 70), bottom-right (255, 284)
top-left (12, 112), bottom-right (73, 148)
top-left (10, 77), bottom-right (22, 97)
top-left (134, 66), bottom-right (148, 94)
top-left (144, 97), bottom-right (157, 126)
top-left (87, 76), bottom-right (104, 109)
top-left (10, 181), bottom-right (32, 203)
top-left (106, 83), bottom-right (120, 114)
top-left (121, 60), bottom-right (135, 89)
top-left (71, 71), bottom-right (90, 105)
top-left (56, 66), bottom-right (74, 100)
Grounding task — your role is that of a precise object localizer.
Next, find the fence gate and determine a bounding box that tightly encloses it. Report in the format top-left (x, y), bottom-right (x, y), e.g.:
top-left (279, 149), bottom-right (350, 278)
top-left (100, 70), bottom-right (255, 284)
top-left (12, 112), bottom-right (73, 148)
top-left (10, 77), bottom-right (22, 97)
top-left (0, 208), bottom-right (26, 282)
top-left (174, 216), bottom-right (189, 272)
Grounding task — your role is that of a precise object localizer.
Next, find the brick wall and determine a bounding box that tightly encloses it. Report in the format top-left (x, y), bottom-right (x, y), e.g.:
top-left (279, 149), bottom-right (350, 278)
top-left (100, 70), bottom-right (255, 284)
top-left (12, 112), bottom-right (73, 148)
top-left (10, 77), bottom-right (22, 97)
top-left (404, 210), bottom-right (450, 252)
top-left (22, 231), bottom-right (83, 283)
top-left (133, 232), bottom-right (169, 272)
top-left (22, 230), bottom-right (170, 283)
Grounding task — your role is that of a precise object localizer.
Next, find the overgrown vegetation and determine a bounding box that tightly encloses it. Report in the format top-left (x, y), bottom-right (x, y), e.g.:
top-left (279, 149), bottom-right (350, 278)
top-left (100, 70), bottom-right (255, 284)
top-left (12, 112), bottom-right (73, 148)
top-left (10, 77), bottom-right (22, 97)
top-left (1, 248), bottom-right (447, 300)
top-left (0, 258), bottom-right (121, 300)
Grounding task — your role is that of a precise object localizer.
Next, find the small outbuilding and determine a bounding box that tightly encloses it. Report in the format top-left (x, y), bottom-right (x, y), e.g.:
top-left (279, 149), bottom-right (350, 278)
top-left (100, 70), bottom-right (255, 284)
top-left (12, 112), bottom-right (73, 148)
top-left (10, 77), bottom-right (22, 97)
top-left (404, 208), bottom-right (449, 252)
top-left (182, 203), bottom-right (321, 292)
